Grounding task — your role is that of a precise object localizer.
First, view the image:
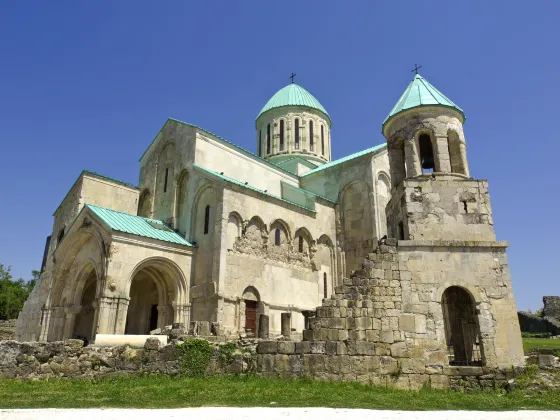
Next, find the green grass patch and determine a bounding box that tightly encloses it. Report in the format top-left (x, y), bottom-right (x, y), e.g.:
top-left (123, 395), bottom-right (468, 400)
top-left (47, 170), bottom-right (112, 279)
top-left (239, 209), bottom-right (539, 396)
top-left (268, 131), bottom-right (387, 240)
top-left (0, 376), bottom-right (559, 410)
top-left (522, 337), bottom-right (560, 353)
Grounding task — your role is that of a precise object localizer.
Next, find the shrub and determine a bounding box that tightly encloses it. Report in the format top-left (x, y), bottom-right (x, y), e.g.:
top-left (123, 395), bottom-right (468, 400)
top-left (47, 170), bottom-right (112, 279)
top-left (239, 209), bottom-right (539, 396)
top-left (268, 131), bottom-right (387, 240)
top-left (175, 338), bottom-right (214, 377)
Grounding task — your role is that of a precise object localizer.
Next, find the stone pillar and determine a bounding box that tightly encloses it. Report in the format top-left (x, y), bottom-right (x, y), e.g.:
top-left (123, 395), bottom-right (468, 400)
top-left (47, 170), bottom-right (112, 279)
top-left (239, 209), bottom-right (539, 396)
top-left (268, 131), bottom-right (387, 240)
top-left (157, 305), bottom-right (170, 329)
top-left (172, 303), bottom-right (191, 327)
top-left (62, 305), bottom-right (82, 339)
top-left (459, 142), bottom-right (469, 177)
top-left (258, 314), bottom-right (269, 339)
top-left (434, 135), bottom-right (451, 173)
top-left (281, 312), bottom-right (291, 338)
top-left (389, 148), bottom-right (406, 187)
top-left (95, 296), bottom-right (129, 335)
top-left (301, 310), bottom-right (316, 330)
top-left (404, 138), bottom-right (421, 177)
top-left (39, 307), bottom-right (52, 341)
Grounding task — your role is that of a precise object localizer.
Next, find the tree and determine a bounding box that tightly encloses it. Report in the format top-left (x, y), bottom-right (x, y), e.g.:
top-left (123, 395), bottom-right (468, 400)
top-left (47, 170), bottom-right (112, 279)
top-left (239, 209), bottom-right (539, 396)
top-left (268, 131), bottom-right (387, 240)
top-left (0, 264), bottom-right (38, 320)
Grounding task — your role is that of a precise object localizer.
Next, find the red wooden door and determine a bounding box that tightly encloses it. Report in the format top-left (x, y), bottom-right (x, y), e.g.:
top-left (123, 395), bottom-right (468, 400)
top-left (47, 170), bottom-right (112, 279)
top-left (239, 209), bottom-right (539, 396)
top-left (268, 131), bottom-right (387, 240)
top-left (245, 300), bottom-right (258, 334)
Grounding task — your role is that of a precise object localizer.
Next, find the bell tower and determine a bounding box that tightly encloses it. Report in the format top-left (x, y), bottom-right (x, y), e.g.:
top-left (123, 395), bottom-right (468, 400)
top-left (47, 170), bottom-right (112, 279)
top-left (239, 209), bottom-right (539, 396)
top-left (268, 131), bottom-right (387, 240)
top-left (382, 73), bottom-right (493, 242)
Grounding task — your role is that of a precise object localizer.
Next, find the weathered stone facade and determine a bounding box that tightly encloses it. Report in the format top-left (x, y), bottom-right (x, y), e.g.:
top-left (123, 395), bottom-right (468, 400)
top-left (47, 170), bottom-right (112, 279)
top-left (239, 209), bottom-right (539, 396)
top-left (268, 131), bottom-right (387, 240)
top-left (14, 73), bottom-right (525, 388)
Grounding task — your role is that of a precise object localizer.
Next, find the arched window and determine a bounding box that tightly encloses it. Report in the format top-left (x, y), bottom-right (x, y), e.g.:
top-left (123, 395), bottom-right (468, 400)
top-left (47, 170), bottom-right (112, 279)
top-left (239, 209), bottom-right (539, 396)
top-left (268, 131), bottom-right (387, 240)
top-left (274, 228), bottom-right (281, 246)
top-left (204, 205), bottom-right (210, 234)
top-left (298, 236), bottom-right (304, 252)
top-left (164, 168), bottom-right (169, 193)
top-left (442, 286), bottom-right (482, 366)
top-left (279, 120), bottom-right (285, 151)
top-left (258, 129), bottom-right (262, 156)
top-left (418, 134), bottom-right (435, 173)
top-left (309, 120), bottom-right (314, 151)
top-left (57, 228), bottom-right (65, 244)
top-left (266, 124), bottom-right (271, 154)
top-left (294, 118), bottom-right (300, 149)
top-left (321, 125), bottom-right (324, 155)
top-left (323, 273), bottom-right (328, 299)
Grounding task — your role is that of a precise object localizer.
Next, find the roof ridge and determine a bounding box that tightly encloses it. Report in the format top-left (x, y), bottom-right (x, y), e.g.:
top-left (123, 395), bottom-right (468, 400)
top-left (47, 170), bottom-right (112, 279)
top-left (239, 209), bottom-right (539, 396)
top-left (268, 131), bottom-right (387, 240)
top-left (301, 144), bottom-right (387, 177)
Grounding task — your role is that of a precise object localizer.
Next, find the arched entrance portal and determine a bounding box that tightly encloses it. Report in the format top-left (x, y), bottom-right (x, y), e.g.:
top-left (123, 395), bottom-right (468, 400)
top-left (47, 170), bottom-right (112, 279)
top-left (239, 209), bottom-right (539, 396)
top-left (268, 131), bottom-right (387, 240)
top-left (72, 268), bottom-right (97, 344)
top-left (242, 286), bottom-right (260, 336)
top-left (125, 272), bottom-right (160, 334)
top-left (125, 258), bottom-right (190, 335)
top-left (442, 286), bottom-right (483, 366)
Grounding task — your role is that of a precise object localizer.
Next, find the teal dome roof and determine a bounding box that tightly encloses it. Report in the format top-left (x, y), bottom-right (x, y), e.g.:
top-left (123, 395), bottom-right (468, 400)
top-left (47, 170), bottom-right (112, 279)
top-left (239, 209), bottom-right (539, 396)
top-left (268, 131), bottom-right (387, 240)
top-left (383, 74), bottom-right (464, 130)
top-left (257, 83), bottom-right (331, 125)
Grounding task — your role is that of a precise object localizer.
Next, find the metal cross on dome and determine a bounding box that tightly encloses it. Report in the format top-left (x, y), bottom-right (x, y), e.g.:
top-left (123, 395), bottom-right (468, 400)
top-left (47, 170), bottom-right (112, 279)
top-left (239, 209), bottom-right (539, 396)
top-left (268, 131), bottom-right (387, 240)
top-left (411, 64), bottom-right (422, 74)
top-left (290, 72), bottom-right (296, 83)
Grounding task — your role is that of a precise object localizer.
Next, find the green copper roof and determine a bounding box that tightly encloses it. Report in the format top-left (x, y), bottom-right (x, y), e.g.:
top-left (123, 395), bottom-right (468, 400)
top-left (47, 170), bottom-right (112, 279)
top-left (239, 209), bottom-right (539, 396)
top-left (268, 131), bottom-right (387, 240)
top-left (257, 83), bottom-right (331, 125)
top-left (301, 144), bottom-right (386, 177)
top-left (383, 74), bottom-right (465, 129)
top-left (86, 204), bottom-right (193, 247)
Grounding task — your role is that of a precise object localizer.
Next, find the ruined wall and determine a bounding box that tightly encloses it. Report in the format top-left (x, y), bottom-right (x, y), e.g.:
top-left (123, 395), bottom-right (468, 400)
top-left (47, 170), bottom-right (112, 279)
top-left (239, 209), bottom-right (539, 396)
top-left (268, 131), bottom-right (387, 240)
top-left (0, 320), bottom-right (16, 341)
top-left (255, 242), bottom-right (524, 388)
top-left (518, 312), bottom-right (560, 335)
top-left (543, 296), bottom-right (560, 320)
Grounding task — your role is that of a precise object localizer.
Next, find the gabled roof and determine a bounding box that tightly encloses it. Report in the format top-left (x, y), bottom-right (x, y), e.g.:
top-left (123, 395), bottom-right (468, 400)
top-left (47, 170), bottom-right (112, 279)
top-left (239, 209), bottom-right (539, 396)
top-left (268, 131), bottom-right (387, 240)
top-left (301, 144), bottom-right (386, 177)
top-left (256, 83), bottom-right (331, 125)
top-left (383, 74), bottom-right (465, 130)
top-left (86, 204), bottom-right (193, 246)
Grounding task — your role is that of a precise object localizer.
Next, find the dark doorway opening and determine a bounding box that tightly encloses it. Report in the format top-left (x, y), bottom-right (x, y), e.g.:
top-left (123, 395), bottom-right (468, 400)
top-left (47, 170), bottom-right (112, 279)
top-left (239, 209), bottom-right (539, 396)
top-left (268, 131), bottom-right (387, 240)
top-left (149, 304), bottom-right (158, 332)
top-left (442, 286), bottom-right (483, 366)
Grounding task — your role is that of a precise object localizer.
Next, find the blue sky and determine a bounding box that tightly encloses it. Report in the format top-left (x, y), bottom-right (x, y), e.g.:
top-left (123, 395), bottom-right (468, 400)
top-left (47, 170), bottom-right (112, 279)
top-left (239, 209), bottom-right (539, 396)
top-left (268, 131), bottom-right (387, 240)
top-left (0, 1), bottom-right (558, 311)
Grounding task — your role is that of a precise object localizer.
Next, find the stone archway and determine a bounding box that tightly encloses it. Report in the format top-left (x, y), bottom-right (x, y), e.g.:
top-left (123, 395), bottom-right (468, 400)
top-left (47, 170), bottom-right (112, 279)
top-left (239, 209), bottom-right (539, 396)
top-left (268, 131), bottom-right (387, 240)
top-left (442, 286), bottom-right (483, 366)
top-left (72, 269), bottom-right (97, 344)
top-left (124, 258), bottom-right (190, 335)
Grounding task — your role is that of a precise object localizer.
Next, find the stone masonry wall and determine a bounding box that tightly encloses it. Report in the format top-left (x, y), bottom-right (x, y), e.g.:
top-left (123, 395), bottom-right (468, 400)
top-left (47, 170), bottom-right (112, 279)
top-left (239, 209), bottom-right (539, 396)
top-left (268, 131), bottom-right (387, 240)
top-left (543, 297), bottom-right (560, 320)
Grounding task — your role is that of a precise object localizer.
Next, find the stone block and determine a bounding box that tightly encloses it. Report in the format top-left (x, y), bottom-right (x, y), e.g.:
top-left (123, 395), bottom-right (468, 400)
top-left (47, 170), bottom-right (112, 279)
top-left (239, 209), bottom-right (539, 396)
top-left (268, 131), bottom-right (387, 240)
top-left (379, 330), bottom-right (394, 343)
top-left (143, 337), bottom-right (162, 351)
top-left (337, 342), bottom-right (348, 355)
top-left (399, 314), bottom-right (416, 333)
top-left (338, 330), bottom-right (348, 341)
top-left (408, 374), bottom-right (430, 390)
top-left (310, 341), bottom-right (326, 354)
top-left (257, 341), bottom-right (278, 354)
top-left (295, 341), bottom-right (310, 354)
top-left (277, 341), bottom-right (295, 355)
top-left (401, 358), bottom-right (425, 374)
top-left (379, 356), bottom-right (398, 374)
top-left (538, 354), bottom-right (556, 368)
top-left (325, 341), bottom-right (337, 356)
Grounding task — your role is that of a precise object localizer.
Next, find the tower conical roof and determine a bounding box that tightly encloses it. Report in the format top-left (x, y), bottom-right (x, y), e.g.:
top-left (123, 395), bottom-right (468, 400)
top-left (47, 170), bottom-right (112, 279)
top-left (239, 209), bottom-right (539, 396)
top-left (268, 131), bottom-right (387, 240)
top-left (383, 74), bottom-right (464, 129)
top-left (257, 83), bottom-right (331, 125)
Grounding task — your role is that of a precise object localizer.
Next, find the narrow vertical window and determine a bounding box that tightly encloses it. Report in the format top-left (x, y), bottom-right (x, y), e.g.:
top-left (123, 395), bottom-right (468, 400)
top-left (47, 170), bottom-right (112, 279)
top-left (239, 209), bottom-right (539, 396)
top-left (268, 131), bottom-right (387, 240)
top-left (298, 236), bottom-right (303, 252)
top-left (321, 125), bottom-right (324, 155)
top-left (164, 168), bottom-right (169, 193)
top-left (309, 120), bottom-right (314, 151)
top-left (323, 273), bottom-right (327, 299)
top-left (295, 118), bottom-right (300, 149)
top-left (204, 205), bottom-right (210, 234)
top-left (279, 120), bottom-right (284, 151)
top-left (267, 124), bottom-right (271, 154)
top-left (275, 228), bottom-right (281, 246)
top-left (397, 221), bottom-right (404, 240)
top-left (258, 130), bottom-right (262, 156)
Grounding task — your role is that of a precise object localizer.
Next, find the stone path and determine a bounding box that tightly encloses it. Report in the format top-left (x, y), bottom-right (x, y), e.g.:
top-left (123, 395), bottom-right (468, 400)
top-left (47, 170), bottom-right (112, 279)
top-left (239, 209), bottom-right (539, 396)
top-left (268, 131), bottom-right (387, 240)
top-left (1, 408), bottom-right (559, 420)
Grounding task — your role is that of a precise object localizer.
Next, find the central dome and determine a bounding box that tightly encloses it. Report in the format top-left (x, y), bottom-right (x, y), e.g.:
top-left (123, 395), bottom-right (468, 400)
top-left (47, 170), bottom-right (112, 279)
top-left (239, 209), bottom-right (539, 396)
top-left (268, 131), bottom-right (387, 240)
top-left (257, 83), bottom-right (331, 125)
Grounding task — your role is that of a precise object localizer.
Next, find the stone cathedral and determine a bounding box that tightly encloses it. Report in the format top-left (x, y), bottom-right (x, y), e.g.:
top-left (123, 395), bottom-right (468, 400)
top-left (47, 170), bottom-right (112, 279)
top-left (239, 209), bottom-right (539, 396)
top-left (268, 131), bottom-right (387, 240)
top-left (16, 73), bottom-right (525, 370)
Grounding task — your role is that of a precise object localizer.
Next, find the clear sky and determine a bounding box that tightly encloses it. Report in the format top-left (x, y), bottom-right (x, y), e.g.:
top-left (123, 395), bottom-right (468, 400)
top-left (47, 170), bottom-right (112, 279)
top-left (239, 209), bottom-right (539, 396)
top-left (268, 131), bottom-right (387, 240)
top-left (0, 1), bottom-right (558, 311)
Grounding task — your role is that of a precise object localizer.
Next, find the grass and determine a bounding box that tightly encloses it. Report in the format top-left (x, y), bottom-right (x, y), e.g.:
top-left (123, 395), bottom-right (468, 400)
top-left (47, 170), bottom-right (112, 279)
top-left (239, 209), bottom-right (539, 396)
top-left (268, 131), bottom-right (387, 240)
top-left (522, 337), bottom-right (560, 353)
top-left (0, 376), bottom-right (559, 410)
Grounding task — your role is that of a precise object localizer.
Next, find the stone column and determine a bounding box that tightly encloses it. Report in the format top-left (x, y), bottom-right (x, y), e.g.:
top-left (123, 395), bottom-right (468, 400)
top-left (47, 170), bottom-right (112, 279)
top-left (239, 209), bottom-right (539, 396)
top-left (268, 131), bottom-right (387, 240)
top-left (389, 148), bottom-right (406, 187)
top-left (172, 303), bottom-right (191, 328)
top-left (62, 305), bottom-right (82, 339)
top-left (404, 138), bottom-right (421, 177)
top-left (157, 305), bottom-right (170, 329)
top-left (459, 142), bottom-right (469, 177)
top-left (96, 296), bottom-right (129, 335)
top-left (281, 312), bottom-right (291, 338)
top-left (434, 135), bottom-right (451, 173)
top-left (258, 314), bottom-right (269, 339)
top-left (39, 307), bottom-right (52, 341)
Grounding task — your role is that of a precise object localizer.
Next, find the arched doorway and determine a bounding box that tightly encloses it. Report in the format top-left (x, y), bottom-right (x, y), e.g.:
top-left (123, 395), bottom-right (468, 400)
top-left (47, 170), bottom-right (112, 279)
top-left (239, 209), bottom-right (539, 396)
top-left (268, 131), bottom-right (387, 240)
top-left (242, 286), bottom-right (260, 336)
top-left (125, 270), bottom-right (160, 334)
top-left (125, 258), bottom-right (189, 335)
top-left (72, 269), bottom-right (97, 344)
top-left (442, 286), bottom-right (483, 366)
